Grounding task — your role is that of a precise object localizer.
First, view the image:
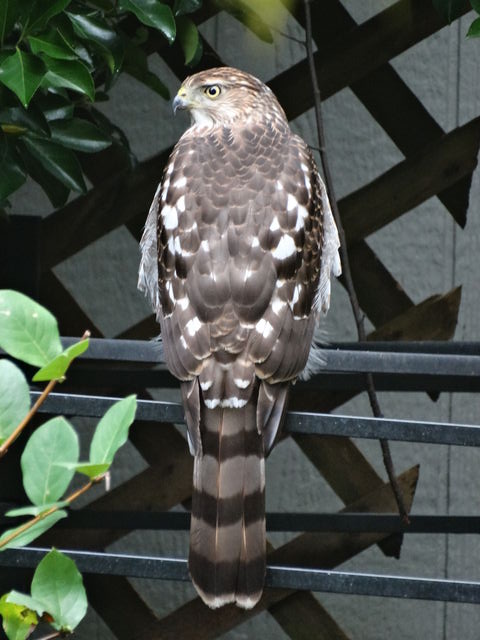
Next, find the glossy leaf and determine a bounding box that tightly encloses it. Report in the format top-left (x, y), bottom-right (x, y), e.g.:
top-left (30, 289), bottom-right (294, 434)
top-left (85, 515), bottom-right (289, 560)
top-left (0, 360), bottom-right (30, 444)
top-left (124, 44), bottom-right (169, 98)
top-left (5, 501), bottom-right (69, 517)
top-left (176, 16), bottom-right (201, 65)
top-left (28, 29), bottom-right (78, 60)
top-left (119, 0), bottom-right (176, 42)
top-left (0, 100), bottom-right (50, 135)
top-left (21, 135), bottom-right (87, 193)
top-left (34, 91), bottom-right (74, 121)
top-left (42, 56), bottom-right (94, 101)
top-left (31, 549), bottom-right (87, 632)
top-left (26, 0), bottom-right (73, 34)
top-left (90, 395), bottom-right (137, 465)
top-left (0, 290), bottom-right (62, 367)
top-left (17, 139), bottom-right (70, 207)
top-left (0, 137), bottom-right (27, 200)
top-left (0, 50), bottom-right (46, 107)
top-left (67, 12), bottom-right (124, 73)
top-left (467, 16), bottom-right (480, 36)
top-left (0, 594), bottom-right (37, 640)
top-left (49, 118), bottom-right (112, 152)
top-left (0, 2), bottom-right (17, 43)
top-left (21, 416), bottom-right (79, 505)
top-left (173, 0), bottom-right (202, 16)
top-left (0, 511), bottom-right (67, 551)
top-left (33, 337), bottom-right (90, 381)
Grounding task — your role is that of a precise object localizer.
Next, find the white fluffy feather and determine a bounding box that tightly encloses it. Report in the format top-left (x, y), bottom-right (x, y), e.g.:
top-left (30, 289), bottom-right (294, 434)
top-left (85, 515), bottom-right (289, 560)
top-left (314, 179), bottom-right (342, 315)
top-left (138, 185), bottom-right (161, 320)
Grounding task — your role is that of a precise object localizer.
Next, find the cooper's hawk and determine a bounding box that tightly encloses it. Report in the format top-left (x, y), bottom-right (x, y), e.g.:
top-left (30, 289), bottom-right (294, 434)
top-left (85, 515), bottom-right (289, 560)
top-left (138, 67), bottom-right (341, 609)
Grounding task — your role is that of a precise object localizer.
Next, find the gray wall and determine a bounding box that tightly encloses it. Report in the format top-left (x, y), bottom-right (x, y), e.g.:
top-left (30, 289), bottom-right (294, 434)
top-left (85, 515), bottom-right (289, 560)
top-left (10, 1), bottom-right (480, 638)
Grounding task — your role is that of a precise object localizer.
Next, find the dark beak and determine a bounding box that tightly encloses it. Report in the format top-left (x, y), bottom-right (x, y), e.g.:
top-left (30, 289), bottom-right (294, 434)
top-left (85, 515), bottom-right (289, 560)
top-left (173, 94), bottom-right (188, 114)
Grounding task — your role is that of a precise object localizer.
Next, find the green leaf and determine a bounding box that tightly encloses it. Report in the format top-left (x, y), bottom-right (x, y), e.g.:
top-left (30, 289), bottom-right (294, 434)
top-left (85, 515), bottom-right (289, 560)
top-left (26, 0), bottom-right (73, 34)
top-left (90, 395), bottom-right (137, 465)
top-left (16, 138), bottom-right (70, 207)
top-left (88, 107), bottom-right (136, 166)
top-left (119, 0), bottom-right (176, 42)
top-left (467, 16), bottom-right (480, 36)
top-left (0, 136), bottom-right (27, 200)
top-left (0, 593), bottom-right (38, 640)
top-left (0, 51), bottom-right (47, 108)
top-left (21, 416), bottom-right (79, 505)
top-left (41, 56), bottom-right (94, 101)
top-left (28, 29), bottom-right (78, 60)
top-left (31, 549), bottom-right (87, 632)
top-left (66, 12), bottom-right (124, 73)
top-left (0, 99), bottom-right (50, 136)
top-left (33, 337), bottom-right (89, 381)
top-left (176, 16), bottom-right (202, 65)
top-left (49, 118), bottom-right (112, 152)
top-left (0, 3), bottom-right (18, 44)
top-left (0, 511), bottom-right (67, 551)
top-left (432, 0), bottom-right (465, 22)
top-left (5, 592), bottom-right (46, 617)
top-left (123, 43), bottom-right (169, 98)
top-left (0, 360), bottom-right (30, 444)
top-left (173, 0), bottom-right (202, 16)
top-left (34, 91), bottom-right (74, 121)
top-left (55, 461), bottom-right (110, 478)
top-left (0, 290), bottom-right (62, 367)
top-left (471, 0), bottom-right (480, 13)
top-left (5, 501), bottom-right (69, 517)
top-left (218, 0), bottom-right (273, 43)
top-left (21, 135), bottom-right (87, 193)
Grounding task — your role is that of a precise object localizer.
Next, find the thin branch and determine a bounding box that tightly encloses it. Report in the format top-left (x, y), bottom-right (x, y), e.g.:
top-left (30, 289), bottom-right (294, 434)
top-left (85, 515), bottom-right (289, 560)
top-left (303, 0), bottom-right (409, 522)
top-left (0, 378), bottom-right (58, 459)
top-left (35, 632), bottom-right (62, 640)
top-left (0, 330), bottom-right (90, 458)
top-left (0, 475), bottom-right (103, 550)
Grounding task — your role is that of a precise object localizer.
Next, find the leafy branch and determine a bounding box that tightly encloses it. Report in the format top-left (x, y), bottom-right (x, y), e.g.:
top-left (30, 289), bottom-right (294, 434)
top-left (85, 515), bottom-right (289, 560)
top-left (303, 0), bottom-right (409, 521)
top-left (0, 289), bottom-right (137, 639)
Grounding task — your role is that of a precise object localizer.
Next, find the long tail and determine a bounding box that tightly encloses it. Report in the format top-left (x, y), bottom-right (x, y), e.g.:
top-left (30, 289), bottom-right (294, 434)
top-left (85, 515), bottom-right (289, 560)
top-left (189, 397), bottom-right (266, 609)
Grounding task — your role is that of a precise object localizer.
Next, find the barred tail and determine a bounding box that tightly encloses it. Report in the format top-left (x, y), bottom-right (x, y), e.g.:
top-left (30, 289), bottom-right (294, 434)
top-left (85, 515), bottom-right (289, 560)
top-left (188, 398), bottom-right (266, 609)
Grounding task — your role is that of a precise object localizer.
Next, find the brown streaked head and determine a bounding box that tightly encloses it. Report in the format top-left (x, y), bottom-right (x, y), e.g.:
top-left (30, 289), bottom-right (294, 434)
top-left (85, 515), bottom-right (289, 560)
top-left (172, 66), bottom-right (287, 127)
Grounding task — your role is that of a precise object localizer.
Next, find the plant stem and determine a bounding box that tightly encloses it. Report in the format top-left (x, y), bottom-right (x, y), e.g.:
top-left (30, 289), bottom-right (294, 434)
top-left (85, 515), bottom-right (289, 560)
top-left (0, 476), bottom-right (103, 550)
top-left (0, 378), bottom-right (57, 459)
top-left (303, 0), bottom-right (409, 522)
top-left (0, 330), bottom-right (90, 459)
top-left (36, 632), bottom-right (62, 640)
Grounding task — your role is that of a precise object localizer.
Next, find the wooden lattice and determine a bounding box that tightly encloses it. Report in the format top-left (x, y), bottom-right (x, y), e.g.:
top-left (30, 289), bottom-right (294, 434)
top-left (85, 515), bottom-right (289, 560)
top-left (0, 1), bottom-right (478, 638)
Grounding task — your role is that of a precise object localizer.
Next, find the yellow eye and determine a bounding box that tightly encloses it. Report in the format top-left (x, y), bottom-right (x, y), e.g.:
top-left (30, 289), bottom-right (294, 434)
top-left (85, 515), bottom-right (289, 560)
top-left (204, 85), bottom-right (221, 99)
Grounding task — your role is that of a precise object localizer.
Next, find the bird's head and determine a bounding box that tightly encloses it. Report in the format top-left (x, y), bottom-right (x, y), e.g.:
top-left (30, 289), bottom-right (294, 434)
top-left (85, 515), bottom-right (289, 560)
top-left (172, 67), bottom-right (286, 127)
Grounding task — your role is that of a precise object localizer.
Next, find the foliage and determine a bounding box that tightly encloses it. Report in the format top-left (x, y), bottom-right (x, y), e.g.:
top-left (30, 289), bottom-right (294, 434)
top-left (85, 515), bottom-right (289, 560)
top-left (432, 0), bottom-right (480, 36)
top-left (0, 0), bottom-right (203, 208)
top-left (0, 290), bottom-right (137, 638)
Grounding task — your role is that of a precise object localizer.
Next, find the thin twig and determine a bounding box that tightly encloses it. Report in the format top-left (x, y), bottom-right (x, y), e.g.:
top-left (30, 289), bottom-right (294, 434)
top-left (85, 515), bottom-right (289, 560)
top-left (0, 330), bottom-right (90, 458)
top-left (36, 632), bottom-right (62, 640)
top-left (0, 475), bottom-right (103, 550)
top-left (303, 0), bottom-right (409, 522)
top-left (0, 378), bottom-right (57, 459)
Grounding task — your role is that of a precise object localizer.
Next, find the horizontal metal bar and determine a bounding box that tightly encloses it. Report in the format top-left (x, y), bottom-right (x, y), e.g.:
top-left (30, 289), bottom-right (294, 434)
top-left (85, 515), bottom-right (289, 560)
top-left (2, 510), bottom-right (480, 534)
top-left (32, 392), bottom-right (480, 447)
top-left (1, 547), bottom-right (479, 604)
top-left (56, 338), bottom-right (480, 377)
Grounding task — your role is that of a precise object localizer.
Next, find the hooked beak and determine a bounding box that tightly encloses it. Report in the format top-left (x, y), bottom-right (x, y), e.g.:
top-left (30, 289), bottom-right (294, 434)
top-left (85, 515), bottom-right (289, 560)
top-left (173, 89), bottom-right (189, 114)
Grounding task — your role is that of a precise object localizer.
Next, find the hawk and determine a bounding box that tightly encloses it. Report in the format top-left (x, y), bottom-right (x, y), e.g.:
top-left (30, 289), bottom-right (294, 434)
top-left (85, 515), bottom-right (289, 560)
top-left (138, 67), bottom-right (341, 609)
